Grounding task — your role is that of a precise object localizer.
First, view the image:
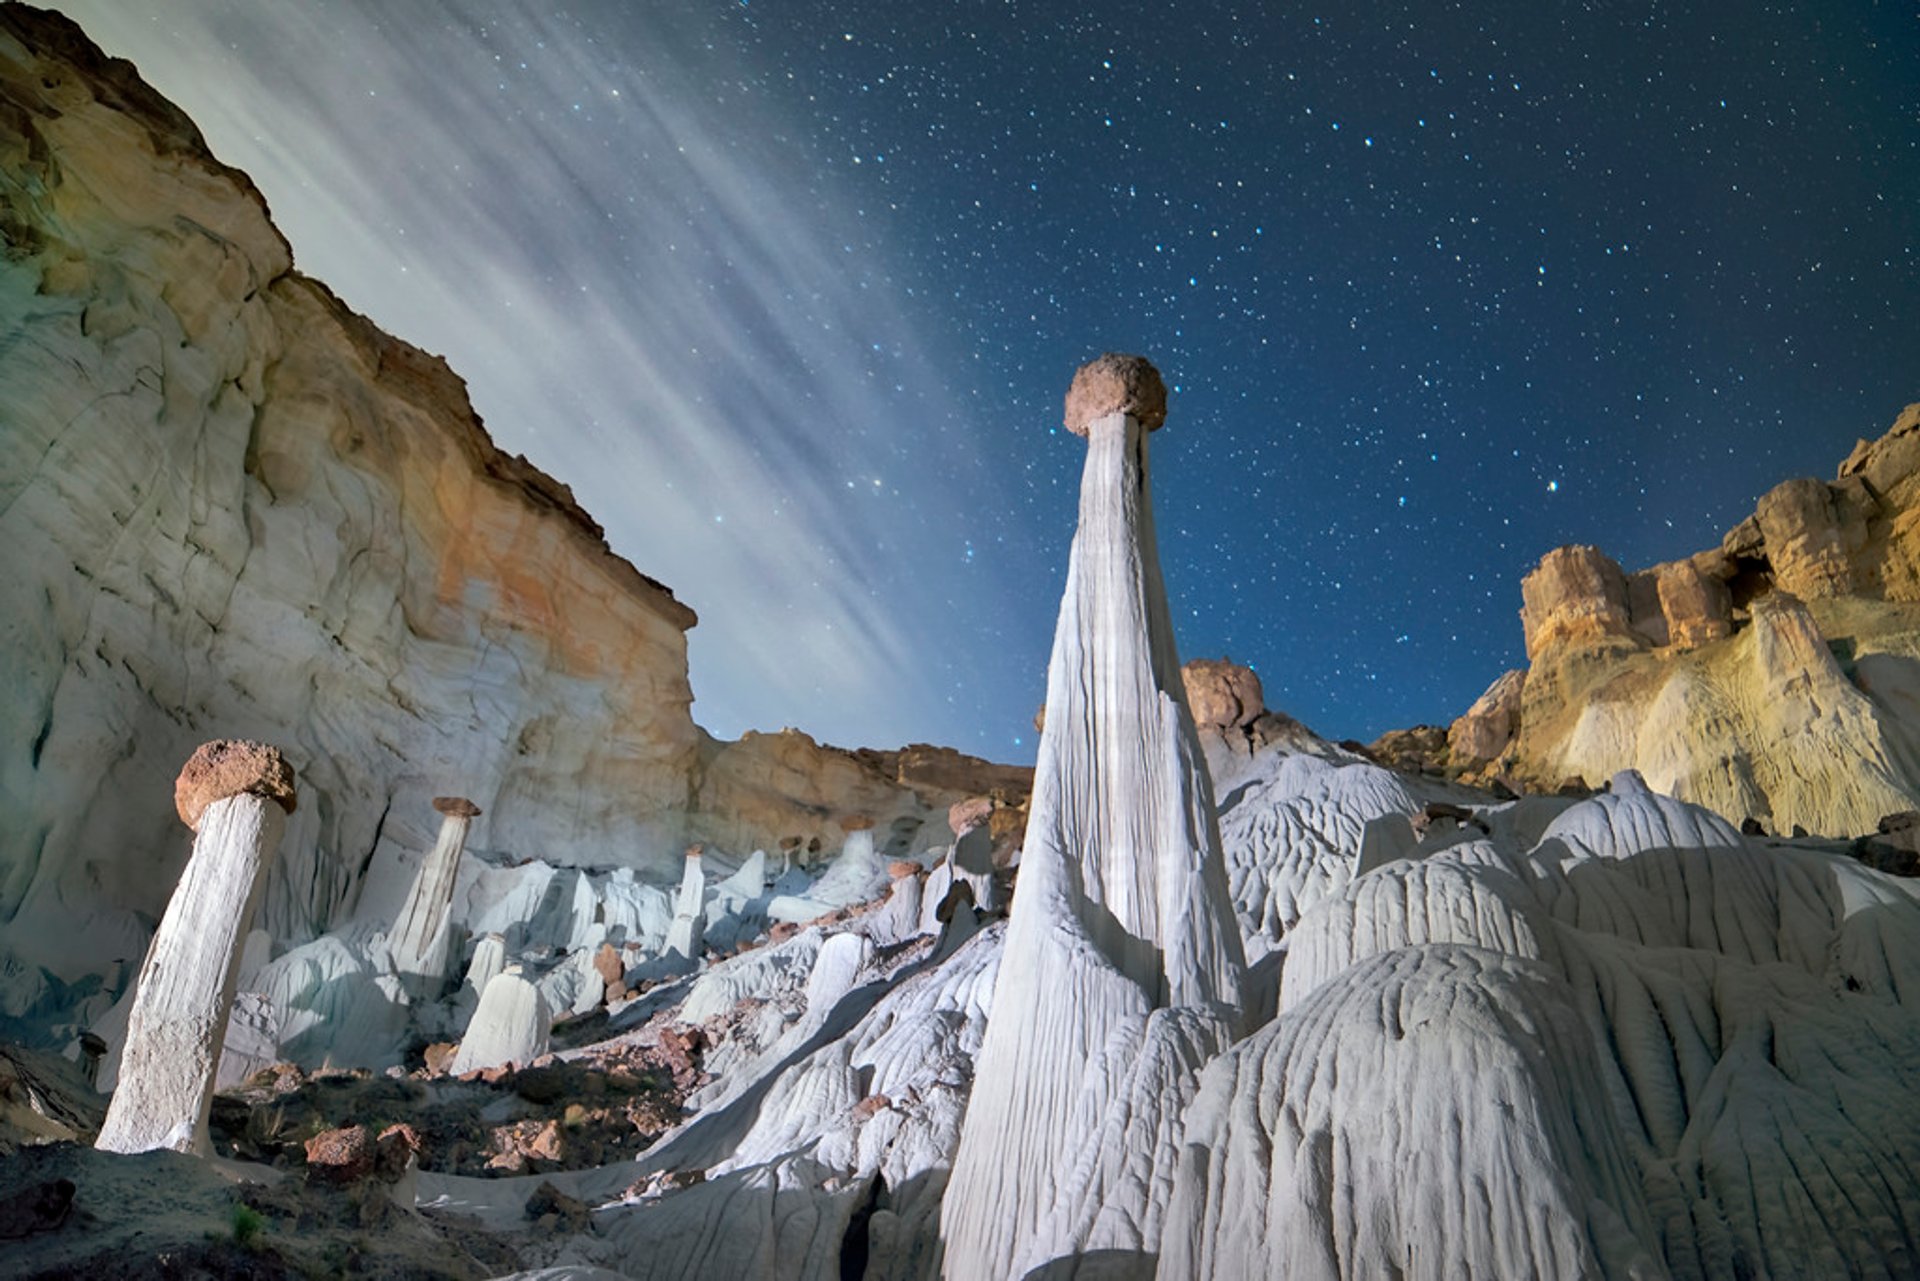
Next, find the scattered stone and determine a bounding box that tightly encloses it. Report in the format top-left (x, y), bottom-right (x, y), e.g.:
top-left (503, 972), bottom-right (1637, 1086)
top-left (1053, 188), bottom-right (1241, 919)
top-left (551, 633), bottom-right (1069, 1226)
top-left (305, 1125), bottom-right (378, 1184)
top-left (852, 1093), bottom-right (892, 1120)
top-left (525, 1180), bottom-right (590, 1232)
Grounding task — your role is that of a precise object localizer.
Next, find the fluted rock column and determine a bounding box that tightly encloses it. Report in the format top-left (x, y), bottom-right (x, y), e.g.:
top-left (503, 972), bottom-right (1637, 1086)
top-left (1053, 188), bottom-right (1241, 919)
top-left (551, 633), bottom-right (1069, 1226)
top-left (389, 796), bottom-right (481, 997)
top-left (97, 740), bottom-right (296, 1155)
top-left (664, 843), bottom-right (707, 963)
top-left (942, 355), bottom-right (1247, 1278)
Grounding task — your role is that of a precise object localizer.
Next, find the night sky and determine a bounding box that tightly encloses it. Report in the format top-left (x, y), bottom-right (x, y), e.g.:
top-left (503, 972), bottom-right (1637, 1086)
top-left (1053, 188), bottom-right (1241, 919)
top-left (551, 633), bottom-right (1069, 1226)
top-left (52, 2), bottom-right (1919, 763)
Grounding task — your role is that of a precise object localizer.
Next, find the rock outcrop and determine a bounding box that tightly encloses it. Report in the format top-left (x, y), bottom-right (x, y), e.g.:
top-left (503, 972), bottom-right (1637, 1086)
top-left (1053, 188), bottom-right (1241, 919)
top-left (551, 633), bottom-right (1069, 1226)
top-left (0, 7), bottom-right (1026, 1012)
top-left (1445, 402), bottom-right (1920, 836)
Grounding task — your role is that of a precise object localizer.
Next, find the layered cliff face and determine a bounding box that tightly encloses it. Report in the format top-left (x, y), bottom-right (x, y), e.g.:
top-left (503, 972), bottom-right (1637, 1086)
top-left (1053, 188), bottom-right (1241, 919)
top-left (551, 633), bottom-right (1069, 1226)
top-left (1450, 403), bottom-right (1920, 836)
top-left (0, 8), bottom-right (1017, 992)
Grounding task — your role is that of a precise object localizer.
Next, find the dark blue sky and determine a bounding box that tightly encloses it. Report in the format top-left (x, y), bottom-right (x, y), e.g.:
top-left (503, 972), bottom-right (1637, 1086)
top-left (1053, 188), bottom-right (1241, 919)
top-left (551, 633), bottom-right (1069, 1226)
top-left (60, 1), bottom-right (1919, 761)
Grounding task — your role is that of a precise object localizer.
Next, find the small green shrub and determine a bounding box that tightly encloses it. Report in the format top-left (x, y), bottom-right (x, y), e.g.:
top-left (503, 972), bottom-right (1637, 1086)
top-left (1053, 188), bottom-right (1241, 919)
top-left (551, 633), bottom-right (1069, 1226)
top-left (231, 1202), bottom-right (265, 1248)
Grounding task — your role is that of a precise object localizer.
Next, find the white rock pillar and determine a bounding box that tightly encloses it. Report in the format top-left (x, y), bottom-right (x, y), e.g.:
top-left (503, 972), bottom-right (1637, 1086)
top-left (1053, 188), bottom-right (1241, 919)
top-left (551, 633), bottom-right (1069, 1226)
top-left (941, 354), bottom-right (1248, 1278)
top-left (663, 843), bottom-right (707, 964)
top-left (946, 796), bottom-right (999, 913)
top-left (448, 966), bottom-right (550, 1075)
top-left (464, 932), bottom-right (507, 996)
top-left (96, 740), bottom-right (297, 1155)
top-left (389, 796), bottom-right (481, 997)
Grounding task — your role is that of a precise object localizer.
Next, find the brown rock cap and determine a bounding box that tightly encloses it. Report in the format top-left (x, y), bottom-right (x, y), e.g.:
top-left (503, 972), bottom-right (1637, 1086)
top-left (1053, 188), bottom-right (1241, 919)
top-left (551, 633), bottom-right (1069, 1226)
top-left (433, 796), bottom-right (482, 817)
top-left (1063, 353), bottom-right (1167, 435)
top-left (839, 814), bottom-right (876, 833)
top-left (174, 739), bottom-right (297, 829)
top-left (684, 842), bottom-right (706, 859)
top-left (948, 796), bottom-right (994, 837)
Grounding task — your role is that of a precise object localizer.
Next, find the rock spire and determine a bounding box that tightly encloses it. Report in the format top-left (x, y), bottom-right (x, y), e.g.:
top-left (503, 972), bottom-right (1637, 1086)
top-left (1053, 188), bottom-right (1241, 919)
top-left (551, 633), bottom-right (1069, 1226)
top-left (941, 355), bottom-right (1246, 1278)
top-left (97, 741), bottom-right (296, 1154)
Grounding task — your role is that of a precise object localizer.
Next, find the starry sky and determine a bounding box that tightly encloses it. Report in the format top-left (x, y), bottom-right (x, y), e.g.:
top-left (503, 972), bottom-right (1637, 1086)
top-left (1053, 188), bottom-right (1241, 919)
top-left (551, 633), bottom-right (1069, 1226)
top-left (52, 1), bottom-right (1919, 763)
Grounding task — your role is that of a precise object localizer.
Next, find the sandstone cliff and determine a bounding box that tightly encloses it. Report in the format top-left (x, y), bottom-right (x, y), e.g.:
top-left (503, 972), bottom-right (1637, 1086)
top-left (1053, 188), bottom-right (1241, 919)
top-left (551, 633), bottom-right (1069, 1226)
top-left (1448, 403), bottom-right (1920, 835)
top-left (0, 7), bottom-right (1021, 989)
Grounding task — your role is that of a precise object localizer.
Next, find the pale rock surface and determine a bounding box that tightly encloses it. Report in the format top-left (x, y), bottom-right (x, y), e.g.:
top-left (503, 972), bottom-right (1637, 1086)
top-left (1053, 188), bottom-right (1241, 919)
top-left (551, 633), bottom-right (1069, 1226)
top-left (663, 850), bottom-right (707, 965)
top-left (942, 360), bottom-right (1246, 1279)
top-left (1218, 753), bottom-right (1421, 958)
top-left (388, 798), bottom-right (481, 997)
top-left (599, 925), bottom-right (1005, 1281)
top-left (449, 969), bottom-right (550, 1075)
top-left (1159, 773), bottom-right (1920, 1279)
top-left (97, 742), bottom-right (293, 1156)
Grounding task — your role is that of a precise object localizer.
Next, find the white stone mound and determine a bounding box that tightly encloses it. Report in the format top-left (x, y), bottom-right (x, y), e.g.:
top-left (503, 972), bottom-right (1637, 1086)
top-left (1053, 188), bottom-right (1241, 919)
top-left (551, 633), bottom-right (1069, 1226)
top-left (1156, 770), bottom-right (1920, 1279)
top-left (448, 968), bottom-right (550, 1075)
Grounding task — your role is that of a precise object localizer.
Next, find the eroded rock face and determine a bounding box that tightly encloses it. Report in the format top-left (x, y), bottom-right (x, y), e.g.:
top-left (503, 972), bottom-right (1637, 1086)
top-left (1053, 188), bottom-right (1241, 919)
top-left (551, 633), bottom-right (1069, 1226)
top-left (0, 10), bottom-right (1022, 997)
top-left (1447, 668), bottom-right (1526, 768)
top-left (1453, 403), bottom-right (1920, 836)
top-left (1519, 545), bottom-right (1641, 660)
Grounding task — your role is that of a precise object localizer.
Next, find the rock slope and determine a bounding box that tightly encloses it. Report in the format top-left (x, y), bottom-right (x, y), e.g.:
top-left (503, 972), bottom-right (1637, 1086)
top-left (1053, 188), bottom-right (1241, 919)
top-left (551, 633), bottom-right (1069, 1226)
top-left (0, 6), bottom-right (1023, 1003)
top-left (1448, 403), bottom-right (1920, 836)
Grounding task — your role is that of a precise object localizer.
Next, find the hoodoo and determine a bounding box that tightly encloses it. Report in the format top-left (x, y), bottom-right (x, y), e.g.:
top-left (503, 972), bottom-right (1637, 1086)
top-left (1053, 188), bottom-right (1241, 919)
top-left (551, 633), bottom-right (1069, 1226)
top-left (389, 796), bottom-right (482, 997)
top-left (941, 355), bottom-right (1246, 1278)
top-left (96, 741), bottom-right (297, 1155)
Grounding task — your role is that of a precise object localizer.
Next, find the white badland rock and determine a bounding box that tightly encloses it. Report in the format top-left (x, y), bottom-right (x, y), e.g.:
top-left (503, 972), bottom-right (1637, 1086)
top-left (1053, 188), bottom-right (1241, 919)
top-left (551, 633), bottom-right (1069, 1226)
top-left (599, 924), bottom-right (1005, 1281)
top-left (464, 933), bottom-right (508, 998)
top-left (941, 356), bottom-right (1246, 1279)
top-left (96, 741), bottom-right (296, 1155)
top-left (449, 968), bottom-right (550, 1075)
top-left (663, 847), bottom-right (708, 965)
top-left (1218, 753), bottom-right (1421, 959)
top-left (1157, 770), bottom-right (1920, 1279)
top-left (388, 797), bottom-right (482, 996)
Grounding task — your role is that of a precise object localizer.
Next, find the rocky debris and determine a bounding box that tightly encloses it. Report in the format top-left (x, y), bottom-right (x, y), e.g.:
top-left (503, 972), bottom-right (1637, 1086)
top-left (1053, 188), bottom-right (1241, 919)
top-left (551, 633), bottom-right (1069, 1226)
top-left (591, 942), bottom-right (627, 1002)
top-left (1362, 725), bottom-right (1452, 776)
top-left (304, 1124), bottom-right (379, 1184)
top-left (97, 743), bottom-right (297, 1156)
top-left (1853, 811), bottom-right (1920, 877)
top-left (486, 1118), bottom-right (565, 1173)
top-left (525, 1179), bottom-right (592, 1232)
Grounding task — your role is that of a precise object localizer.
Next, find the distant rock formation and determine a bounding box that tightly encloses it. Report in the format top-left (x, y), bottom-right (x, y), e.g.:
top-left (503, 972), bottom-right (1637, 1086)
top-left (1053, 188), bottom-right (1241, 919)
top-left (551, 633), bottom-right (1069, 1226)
top-left (1446, 402), bottom-right (1920, 836)
top-left (0, 7), bottom-right (1027, 1000)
